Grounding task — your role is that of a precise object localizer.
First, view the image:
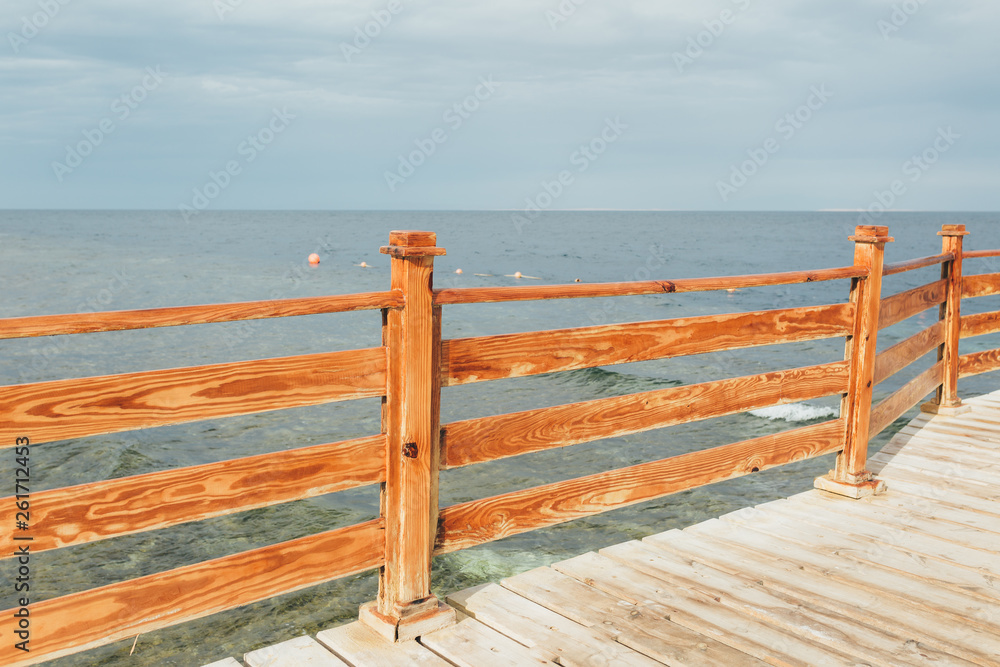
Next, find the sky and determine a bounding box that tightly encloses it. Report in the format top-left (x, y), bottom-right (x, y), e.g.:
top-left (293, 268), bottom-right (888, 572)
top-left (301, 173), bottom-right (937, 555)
top-left (0, 0), bottom-right (997, 211)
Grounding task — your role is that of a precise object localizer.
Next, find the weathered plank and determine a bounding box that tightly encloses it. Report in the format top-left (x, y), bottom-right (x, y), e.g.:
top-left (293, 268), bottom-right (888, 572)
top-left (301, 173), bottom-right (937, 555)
top-left (0, 520), bottom-right (383, 667)
top-left (501, 566), bottom-right (767, 667)
top-left (420, 617), bottom-right (558, 666)
top-left (436, 419), bottom-right (844, 554)
top-left (958, 310), bottom-right (1000, 341)
top-left (244, 635), bottom-right (348, 666)
top-left (873, 321), bottom-right (944, 385)
top-left (433, 265), bottom-right (866, 305)
top-left (317, 622), bottom-right (450, 665)
top-left (201, 658), bottom-right (243, 667)
top-left (448, 583), bottom-right (663, 667)
top-left (961, 272), bottom-right (1000, 299)
top-left (963, 250), bottom-right (1000, 260)
top-left (441, 303), bottom-right (854, 386)
top-left (0, 291), bottom-right (402, 340)
top-left (0, 347), bottom-right (386, 446)
top-left (443, 362), bottom-right (848, 468)
top-left (0, 435), bottom-right (385, 555)
top-left (882, 252), bottom-right (953, 276)
top-left (959, 348), bottom-right (1000, 378)
top-left (878, 279), bottom-right (946, 330)
top-left (868, 361), bottom-right (942, 438)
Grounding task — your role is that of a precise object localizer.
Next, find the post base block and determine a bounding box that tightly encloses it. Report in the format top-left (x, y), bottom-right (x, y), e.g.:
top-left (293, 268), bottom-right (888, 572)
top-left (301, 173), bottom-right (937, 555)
top-left (814, 474), bottom-right (887, 499)
top-left (359, 599), bottom-right (457, 643)
top-left (920, 400), bottom-right (972, 416)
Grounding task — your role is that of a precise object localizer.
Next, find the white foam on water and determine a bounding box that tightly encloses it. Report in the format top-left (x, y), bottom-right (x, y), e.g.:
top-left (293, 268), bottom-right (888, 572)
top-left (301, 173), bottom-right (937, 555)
top-left (748, 402), bottom-right (839, 422)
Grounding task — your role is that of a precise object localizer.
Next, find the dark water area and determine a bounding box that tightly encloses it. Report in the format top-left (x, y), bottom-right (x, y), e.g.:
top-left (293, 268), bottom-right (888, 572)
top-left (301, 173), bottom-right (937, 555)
top-left (2, 210), bottom-right (1000, 665)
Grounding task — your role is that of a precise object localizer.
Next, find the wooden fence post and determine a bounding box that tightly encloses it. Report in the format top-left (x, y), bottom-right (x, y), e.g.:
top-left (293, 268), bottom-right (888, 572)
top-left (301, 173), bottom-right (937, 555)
top-left (360, 230), bottom-right (455, 641)
top-left (923, 224), bottom-right (971, 415)
top-left (815, 225), bottom-right (892, 499)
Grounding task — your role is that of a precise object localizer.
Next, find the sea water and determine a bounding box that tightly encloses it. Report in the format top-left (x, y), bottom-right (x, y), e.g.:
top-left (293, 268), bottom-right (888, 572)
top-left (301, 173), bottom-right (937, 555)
top-left (2, 211), bottom-right (1000, 665)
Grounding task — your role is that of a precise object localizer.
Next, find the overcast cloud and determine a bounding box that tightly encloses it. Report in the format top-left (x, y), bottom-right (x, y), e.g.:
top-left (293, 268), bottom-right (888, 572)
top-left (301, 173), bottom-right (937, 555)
top-left (1, 0), bottom-right (997, 210)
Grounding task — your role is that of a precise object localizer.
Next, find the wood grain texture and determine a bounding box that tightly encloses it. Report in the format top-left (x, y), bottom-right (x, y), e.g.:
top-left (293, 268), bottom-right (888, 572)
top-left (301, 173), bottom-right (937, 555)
top-left (873, 321), bottom-right (944, 386)
top-left (935, 226), bottom-right (967, 408)
top-left (961, 272), bottom-right (1000, 299)
top-left (960, 311), bottom-right (1000, 339)
top-left (0, 435), bottom-right (384, 554)
top-left (0, 520), bottom-right (383, 667)
top-left (0, 291), bottom-right (402, 340)
top-left (958, 348), bottom-right (1000, 378)
top-left (443, 362), bottom-right (848, 469)
top-left (868, 361), bottom-right (943, 438)
top-left (878, 279), bottom-right (946, 331)
top-left (441, 303), bottom-right (854, 387)
top-left (881, 252), bottom-right (953, 277)
top-left (963, 249), bottom-right (1000, 259)
top-left (433, 266), bottom-right (867, 305)
top-left (435, 419), bottom-right (844, 554)
top-left (0, 347), bottom-right (386, 447)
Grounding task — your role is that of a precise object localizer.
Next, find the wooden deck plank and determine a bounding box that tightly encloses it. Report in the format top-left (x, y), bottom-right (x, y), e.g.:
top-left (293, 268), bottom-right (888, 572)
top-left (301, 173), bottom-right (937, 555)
top-left (244, 635), bottom-right (349, 666)
top-left (600, 539), bottom-right (978, 667)
top-left (641, 529), bottom-right (1000, 665)
top-left (447, 583), bottom-right (663, 667)
top-left (316, 622), bottom-right (451, 666)
top-left (501, 566), bottom-right (766, 667)
top-left (554, 551), bottom-right (862, 666)
top-left (419, 617), bottom-right (559, 666)
top-left (871, 449), bottom-right (1000, 487)
top-left (201, 659), bottom-right (242, 667)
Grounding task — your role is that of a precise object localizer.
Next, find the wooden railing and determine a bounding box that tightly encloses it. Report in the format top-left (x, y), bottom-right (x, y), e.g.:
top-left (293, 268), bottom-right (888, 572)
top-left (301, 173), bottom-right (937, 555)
top-left (3, 224), bottom-right (999, 664)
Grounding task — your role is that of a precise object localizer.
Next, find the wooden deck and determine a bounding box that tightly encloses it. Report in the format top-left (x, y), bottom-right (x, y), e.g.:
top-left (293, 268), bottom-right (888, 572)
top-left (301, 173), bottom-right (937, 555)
top-left (209, 391), bottom-right (1000, 667)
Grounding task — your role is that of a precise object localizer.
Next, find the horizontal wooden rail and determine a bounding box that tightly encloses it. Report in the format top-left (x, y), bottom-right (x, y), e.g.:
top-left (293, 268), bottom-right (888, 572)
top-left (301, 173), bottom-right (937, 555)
top-left (443, 361), bottom-right (849, 468)
top-left (963, 249), bottom-right (1000, 260)
top-left (433, 266), bottom-right (867, 305)
top-left (868, 361), bottom-right (943, 438)
top-left (441, 303), bottom-right (854, 387)
top-left (0, 347), bottom-right (386, 447)
top-left (881, 252), bottom-right (953, 277)
top-left (878, 279), bottom-right (946, 330)
top-left (0, 291), bottom-right (402, 341)
top-left (873, 321), bottom-right (944, 386)
top-left (959, 348), bottom-right (1000, 378)
top-left (962, 273), bottom-right (1000, 299)
top-left (960, 311), bottom-right (1000, 339)
top-left (436, 419), bottom-right (844, 554)
top-left (0, 435), bottom-right (385, 555)
top-left (0, 519), bottom-right (384, 667)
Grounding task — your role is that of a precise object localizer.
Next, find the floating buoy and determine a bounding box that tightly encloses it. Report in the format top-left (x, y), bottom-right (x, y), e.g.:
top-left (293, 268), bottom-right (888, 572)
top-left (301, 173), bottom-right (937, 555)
top-left (359, 261), bottom-right (369, 268)
top-left (574, 278), bottom-right (581, 282)
top-left (308, 253), bottom-right (320, 265)
top-left (455, 268), bottom-right (463, 274)
top-left (726, 288), bottom-right (737, 293)
top-left (514, 271), bottom-right (523, 279)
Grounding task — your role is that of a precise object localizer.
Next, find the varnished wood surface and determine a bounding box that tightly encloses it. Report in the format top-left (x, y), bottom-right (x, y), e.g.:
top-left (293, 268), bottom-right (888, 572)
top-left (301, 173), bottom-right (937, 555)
top-left (868, 361), bottom-right (943, 437)
top-left (959, 348), bottom-right (1000, 378)
top-left (881, 252), bottom-right (953, 276)
top-left (436, 419), bottom-right (844, 554)
top-left (0, 291), bottom-right (402, 340)
top-left (0, 434), bottom-right (385, 554)
top-left (2, 519), bottom-right (384, 667)
top-left (209, 392), bottom-right (1000, 667)
top-left (961, 272), bottom-right (1000, 299)
top-left (441, 303), bottom-right (853, 387)
top-left (0, 347), bottom-right (386, 446)
top-left (963, 249), bottom-right (1000, 259)
top-left (878, 279), bottom-right (946, 330)
top-left (433, 265), bottom-right (867, 305)
top-left (443, 361), bottom-right (849, 469)
top-left (873, 321), bottom-right (944, 386)
top-left (960, 310), bottom-right (1000, 339)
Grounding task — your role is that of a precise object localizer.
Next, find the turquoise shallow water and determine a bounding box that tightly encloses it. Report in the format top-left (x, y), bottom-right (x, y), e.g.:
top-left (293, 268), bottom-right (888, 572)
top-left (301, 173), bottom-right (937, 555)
top-left (2, 211), bottom-right (1000, 665)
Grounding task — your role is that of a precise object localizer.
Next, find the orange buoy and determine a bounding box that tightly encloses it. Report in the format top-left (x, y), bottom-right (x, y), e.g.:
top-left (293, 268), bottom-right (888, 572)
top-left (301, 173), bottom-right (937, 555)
top-left (514, 271), bottom-right (523, 279)
top-left (308, 253), bottom-right (320, 265)
top-left (455, 268), bottom-right (463, 274)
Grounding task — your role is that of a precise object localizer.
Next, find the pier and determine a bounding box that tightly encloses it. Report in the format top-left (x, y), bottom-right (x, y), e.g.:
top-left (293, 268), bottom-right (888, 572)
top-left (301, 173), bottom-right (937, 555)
top-left (3, 224), bottom-right (1000, 665)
